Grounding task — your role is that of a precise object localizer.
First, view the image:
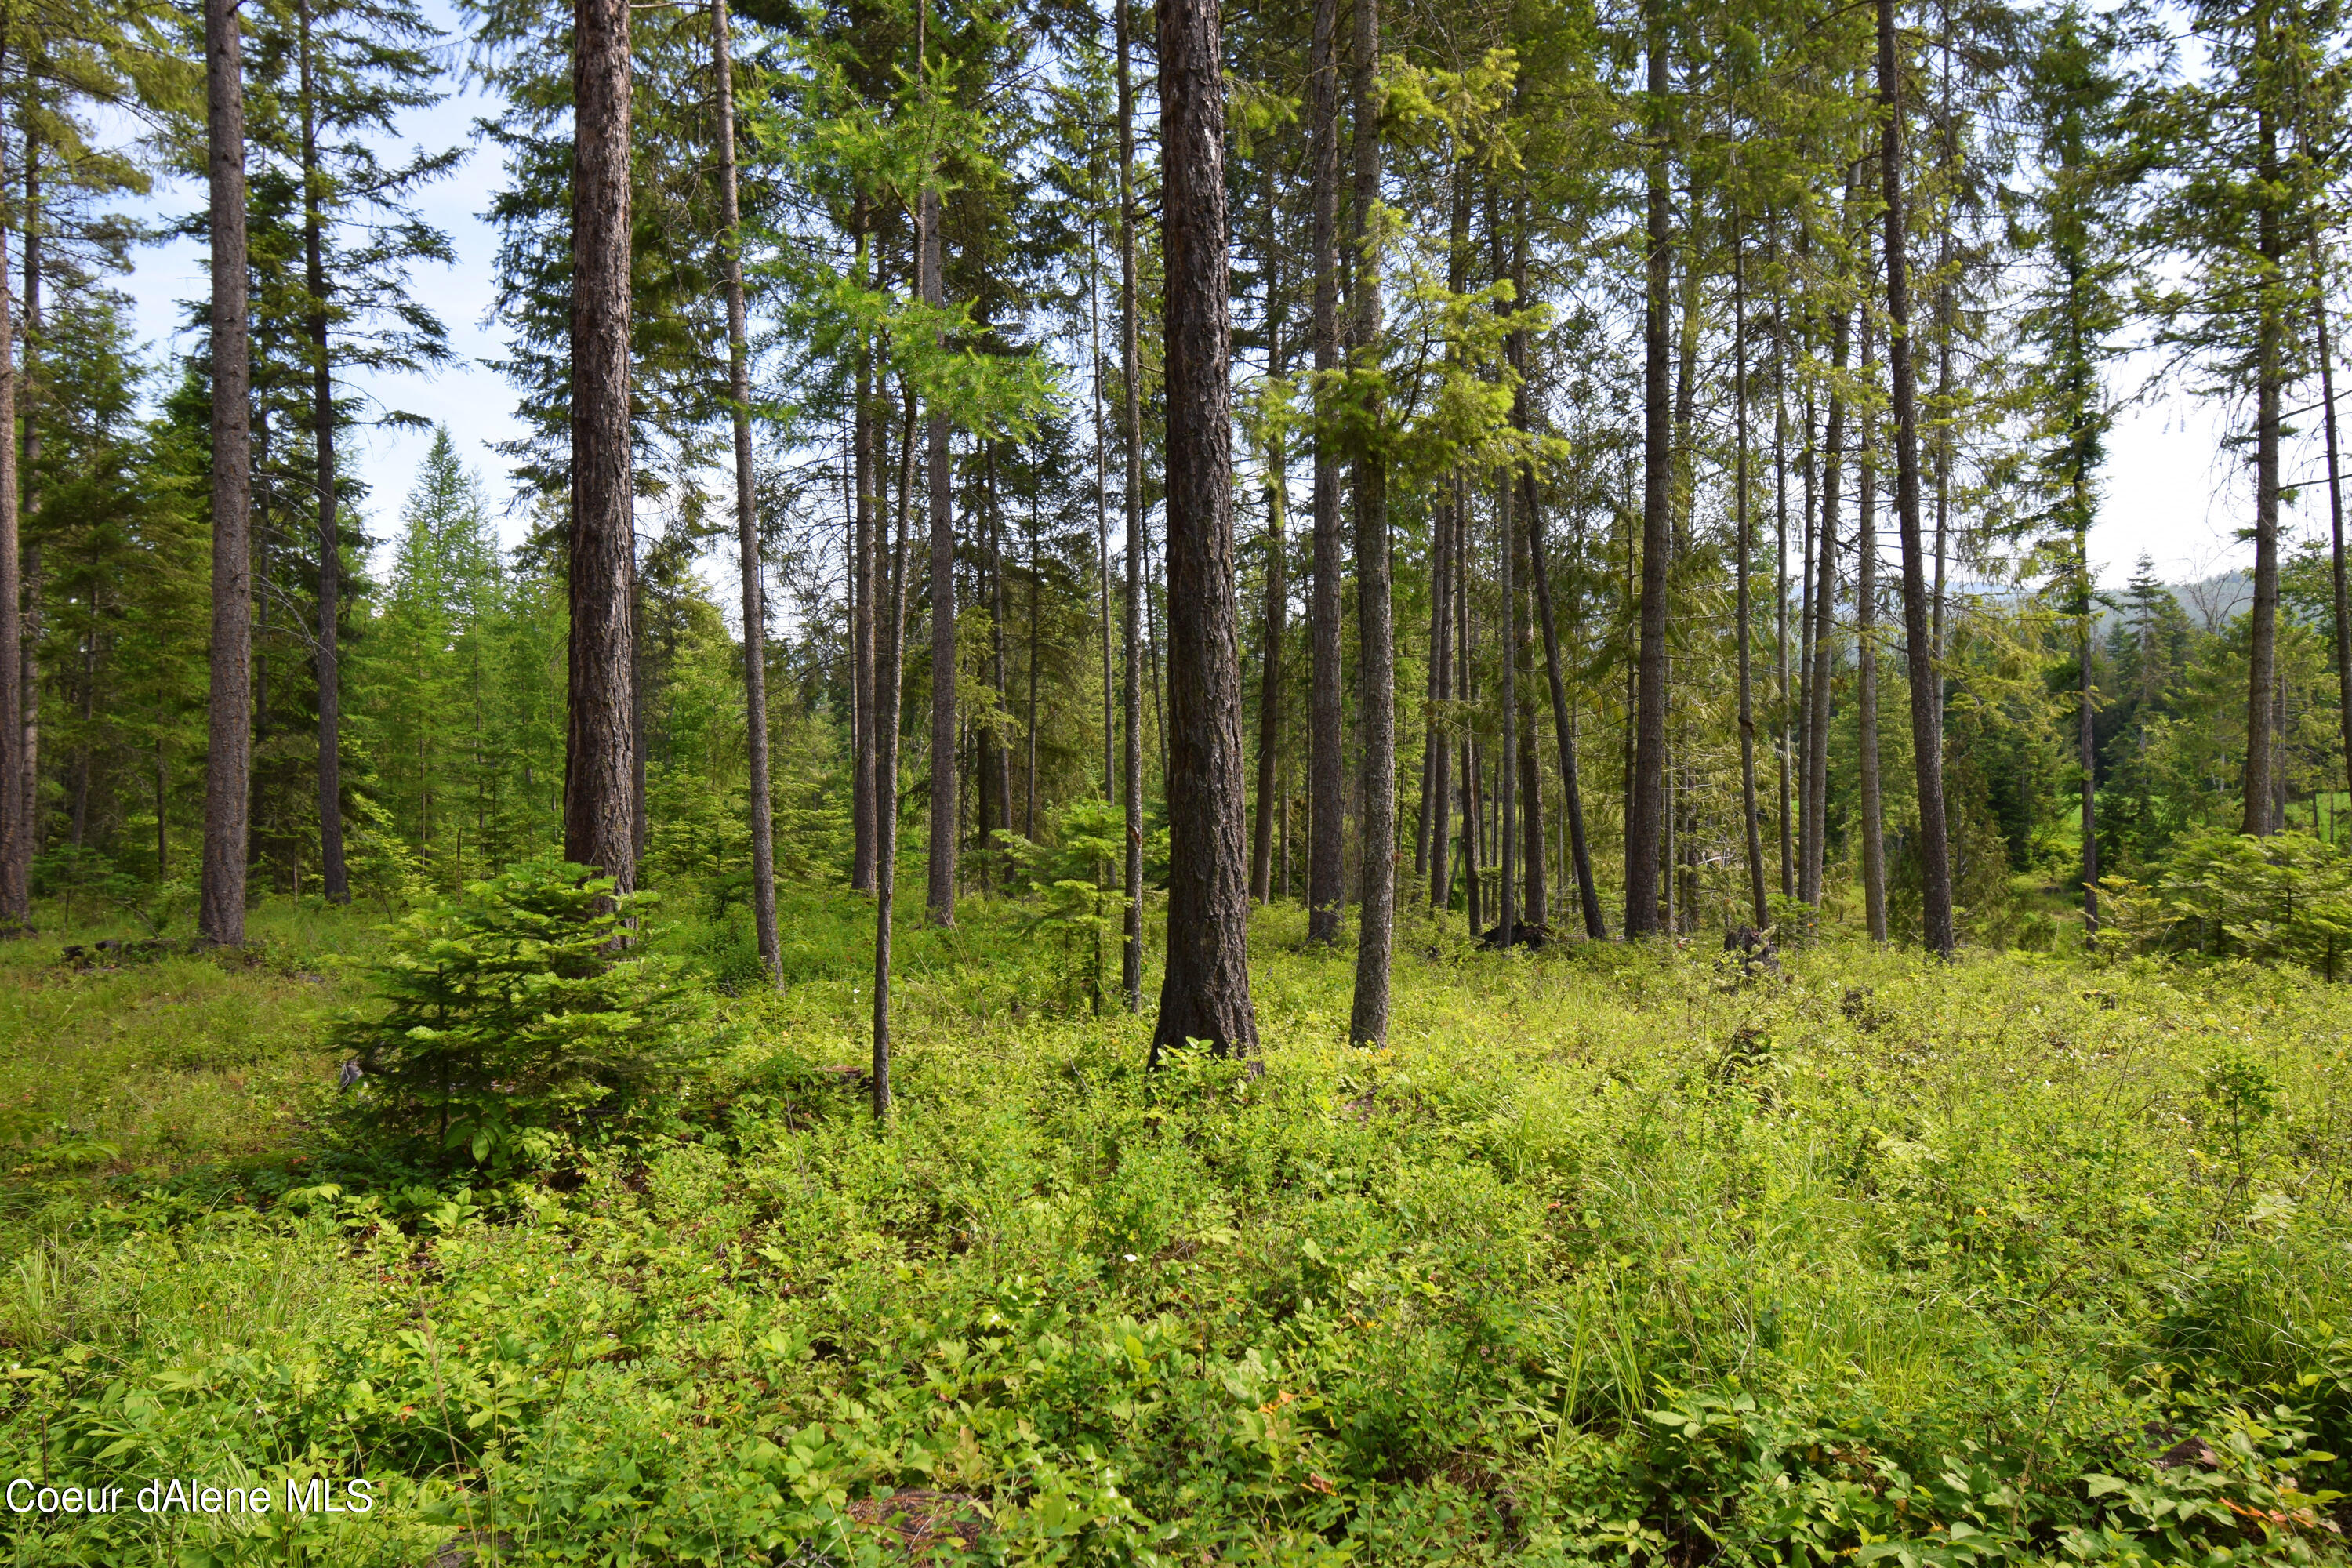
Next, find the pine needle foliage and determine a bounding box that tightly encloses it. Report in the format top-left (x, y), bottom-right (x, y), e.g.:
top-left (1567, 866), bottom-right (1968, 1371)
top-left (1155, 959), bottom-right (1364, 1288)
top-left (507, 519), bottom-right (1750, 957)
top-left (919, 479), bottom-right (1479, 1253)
top-left (336, 860), bottom-right (710, 1171)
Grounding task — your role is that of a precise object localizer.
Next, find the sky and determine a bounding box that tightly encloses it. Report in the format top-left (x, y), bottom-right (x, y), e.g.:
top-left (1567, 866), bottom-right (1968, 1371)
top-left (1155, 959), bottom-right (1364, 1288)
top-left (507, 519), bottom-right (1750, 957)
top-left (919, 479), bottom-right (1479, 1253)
top-left (107, 8), bottom-right (2336, 594)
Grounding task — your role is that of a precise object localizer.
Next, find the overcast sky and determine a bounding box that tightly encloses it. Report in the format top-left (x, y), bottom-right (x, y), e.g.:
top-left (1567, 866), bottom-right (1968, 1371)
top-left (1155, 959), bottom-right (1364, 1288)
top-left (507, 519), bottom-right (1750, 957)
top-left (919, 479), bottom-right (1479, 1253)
top-left (108, 5), bottom-right (2335, 593)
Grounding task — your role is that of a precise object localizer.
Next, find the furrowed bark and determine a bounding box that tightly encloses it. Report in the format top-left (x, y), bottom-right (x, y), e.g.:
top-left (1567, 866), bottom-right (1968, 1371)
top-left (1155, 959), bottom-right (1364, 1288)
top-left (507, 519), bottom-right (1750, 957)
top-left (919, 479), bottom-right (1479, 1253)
top-left (1151, 0), bottom-right (1258, 1063)
top-left (198, 0), bottom-right (252, 942)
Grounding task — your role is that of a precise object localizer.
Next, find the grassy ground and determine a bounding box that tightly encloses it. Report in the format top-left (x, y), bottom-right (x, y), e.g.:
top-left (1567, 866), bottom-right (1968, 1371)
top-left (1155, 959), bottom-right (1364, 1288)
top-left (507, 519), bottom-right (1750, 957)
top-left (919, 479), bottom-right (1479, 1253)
top-left (2, 887), bottom-right (2349, 1565)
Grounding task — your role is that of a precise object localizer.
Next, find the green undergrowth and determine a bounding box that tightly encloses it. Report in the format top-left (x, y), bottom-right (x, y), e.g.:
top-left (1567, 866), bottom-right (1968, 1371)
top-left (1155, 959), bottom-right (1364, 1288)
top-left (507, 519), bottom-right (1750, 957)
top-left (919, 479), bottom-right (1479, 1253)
top-left (2, 887), bottom-right (2350, 1565)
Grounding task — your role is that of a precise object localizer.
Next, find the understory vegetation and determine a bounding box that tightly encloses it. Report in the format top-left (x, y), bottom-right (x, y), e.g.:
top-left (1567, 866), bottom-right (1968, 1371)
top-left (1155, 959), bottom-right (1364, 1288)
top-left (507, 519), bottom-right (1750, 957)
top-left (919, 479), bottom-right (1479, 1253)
top-left (3, 887), bottom-right (2348, 1566)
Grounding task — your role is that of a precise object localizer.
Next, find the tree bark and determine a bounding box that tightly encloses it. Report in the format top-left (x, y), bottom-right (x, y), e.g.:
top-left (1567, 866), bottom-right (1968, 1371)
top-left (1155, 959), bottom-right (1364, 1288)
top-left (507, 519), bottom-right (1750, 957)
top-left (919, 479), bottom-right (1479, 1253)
top-left (1624, 9), bottom-right (1671, 938)
top-left (1305, 0), bottom-right (1345, 944)
top-left (1734, 231), bottom-right (1769, 931)
top-left (1346, 0), bottom-right (1393, 1044)
top-left (874, 383), bottom-right (917, 1118)
top-left (1857, 283), bottom-right (1886, 941)
top-left (2314, 234), bottom-right (2352, 808)
top-left (11, 106), bottom-right (38, 915)
top-left (1803, 290), bottom-right (1850, 909)
top-left (1250, 198), bottom-right (1288, 905)
top-left (198, 0), bottom-right (250, 943)
top-left (715, 0), bottom-right (779, 983)
top-left (1118, 0), bottom-right (1145, 1003)
top-left (850, 195), bottom-right (878, 893)
top-left (1151, 0), bottom-right (1256, 1064)
top-left (1880, 0), bottom-right (1955, 949)
top-left (923, 181), bottom-right (958, 923)
top-left (297, 0), bottom-right (348, 905)
top-left (1773, 288), bottom-right (1795, 900)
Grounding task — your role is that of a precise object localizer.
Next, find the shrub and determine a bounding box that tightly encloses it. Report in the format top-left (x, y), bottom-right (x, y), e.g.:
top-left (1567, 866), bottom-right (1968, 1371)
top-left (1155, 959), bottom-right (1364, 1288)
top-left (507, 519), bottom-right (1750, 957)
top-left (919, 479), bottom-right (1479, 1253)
top-left (2133, 829), bottom-right (2352, 978)
top-left (336, 859), bottom-right (711, 1171)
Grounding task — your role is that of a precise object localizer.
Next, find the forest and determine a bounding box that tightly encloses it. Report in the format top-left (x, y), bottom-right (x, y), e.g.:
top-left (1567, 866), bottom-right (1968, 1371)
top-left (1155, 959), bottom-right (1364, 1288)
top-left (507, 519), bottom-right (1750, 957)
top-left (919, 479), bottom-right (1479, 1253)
top-left (2, 0), bottom-right (2352, 1557)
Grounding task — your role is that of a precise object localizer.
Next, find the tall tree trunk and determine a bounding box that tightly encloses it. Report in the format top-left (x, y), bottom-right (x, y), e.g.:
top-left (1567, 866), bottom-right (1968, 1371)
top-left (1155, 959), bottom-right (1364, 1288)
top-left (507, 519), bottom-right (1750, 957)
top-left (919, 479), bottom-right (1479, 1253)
top-left (923, 181), bottom-right (958, 922)
top-left (198, 0), bottom-right (250, 942)
top-left (1803, 295), bottom-right (1849, 909)
top-left (989, 451), bottom-right (1011, 880)
top-left (298, 0), bottom-right (347, 905)
top-left (1118, 0), bottom-right (1145, 1003)
top-left (1774, 291), bottom-right (1795, 899)
top-left (2314, 234), bottom-right (2352, 808)
top-left (1346, 0), bottom-right (1393, 1044)
top-left (850, 194), bottom-right (878, 893)
top-left (874, 384), bottom-right (917, 1118)
top-left (1880, 0), bottom-right (1955, 949)
top-left (1250, 296), bottom-right (1287, 905)
top-left (1735, 231), bottom-right (1769, 931)
top-left (1151, 0), bottom-right (1257, 1063)
top-left (1460, 505), bottom-right (1482, 932)
top-left (1305, 0), bottom-right (1345, 944)
top-left (1026, 502), bottom-right (1040, 837)
top-left (1857, 283), bottom-right (1886, 941)
top-left (1425, 184), bottom-right (1469, 912)
top-left (1624, 9), bottom-right (1671, 937)
top-left (13, 107), bottom-right (39, 911)
top-left (1091, 227), bottom-right (1115, 804)
top-left (2241, 93), bottom-right (2284, 835)
top-left (715, 0), bottom-right (779, 983)
top-left (1489, 193), bottom-right (1518, 944)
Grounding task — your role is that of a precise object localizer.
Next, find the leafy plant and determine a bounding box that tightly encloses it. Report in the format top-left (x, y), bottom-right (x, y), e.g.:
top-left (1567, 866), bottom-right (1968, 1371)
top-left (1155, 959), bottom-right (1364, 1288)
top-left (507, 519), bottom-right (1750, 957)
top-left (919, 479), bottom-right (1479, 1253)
top-left (334, 859), bottom-right (712, 1171)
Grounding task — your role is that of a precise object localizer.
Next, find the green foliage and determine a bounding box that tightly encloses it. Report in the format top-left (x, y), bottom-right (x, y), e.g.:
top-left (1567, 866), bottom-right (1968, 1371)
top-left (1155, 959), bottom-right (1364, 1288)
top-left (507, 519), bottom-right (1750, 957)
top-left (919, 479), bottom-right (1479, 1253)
top-left (7, 898), bottom-right (2352, 1564)
top-left (334, 862), bottom-right (713, 1173)
top-left (2118, 829), bottom-right (2352, 978)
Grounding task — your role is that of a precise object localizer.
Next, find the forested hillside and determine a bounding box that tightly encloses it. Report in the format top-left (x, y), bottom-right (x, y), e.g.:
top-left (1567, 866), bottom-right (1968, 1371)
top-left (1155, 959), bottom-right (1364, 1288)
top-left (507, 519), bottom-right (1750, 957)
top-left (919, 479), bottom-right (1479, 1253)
top-left (2, 0), bottom-right (2352, 1559)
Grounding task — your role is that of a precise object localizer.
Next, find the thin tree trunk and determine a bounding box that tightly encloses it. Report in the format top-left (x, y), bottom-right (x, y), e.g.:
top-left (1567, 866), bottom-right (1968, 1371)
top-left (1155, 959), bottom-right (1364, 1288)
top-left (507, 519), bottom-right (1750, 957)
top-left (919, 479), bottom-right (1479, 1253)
top-left (2242, 103), bottom-right (2285, 833)
top-left (198, 0), bottom-right (250, 942)
top-left (1425, 184), bottom-right (1469, 912)
top-left (923, 177), bottom-right (958, 922)
top-left (715, 0), bottom-right (779, 982)
top-left (850, 198), bottom-right (877, 894)
top-left (1151, 0), bottom-right (1256, 1063)
top-left (874, 383), bottom-right (917, 1119)
top-left (1880, 0), bottom-right (1955, 950)
top-left (1119, 0), bottom-right (1145, 1003)
top-left (1305, 0), bottom-right (1345, 944)
top-left (1803, 294), bottom-right (1849, 909)
top-left (2314, 234), bottom-right (2352, 807)
top-left (1460, 499), bottom-right (1482, 933)
top-left (1025, 501), bottom-right (1040, 838)
top-left (1857, 281), bottom-right (1886, 942)
top-left (298, 0), bottom-right (347, 905)
top-left (1091, 222), bottom-right (1114, 804)
top-left (1251, 411), bottom-right (1287, 902)
top-left (1346, 0), bottom-right (1393, 1044)
top-left (1735, 230), bottom-right (1769, 930)
top-left (14, 107), bottom-right (38, 909)
top-left (1774, 289), bottom-right (1794, 900)
top-left (1624, 9), bottom-right (1671, 937)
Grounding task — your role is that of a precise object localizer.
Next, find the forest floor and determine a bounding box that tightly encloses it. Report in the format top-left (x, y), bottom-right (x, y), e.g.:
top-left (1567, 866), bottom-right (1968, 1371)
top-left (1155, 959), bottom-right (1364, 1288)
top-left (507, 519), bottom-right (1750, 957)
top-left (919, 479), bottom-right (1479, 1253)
top-left (2, 889), bottom-right (2349, 1566)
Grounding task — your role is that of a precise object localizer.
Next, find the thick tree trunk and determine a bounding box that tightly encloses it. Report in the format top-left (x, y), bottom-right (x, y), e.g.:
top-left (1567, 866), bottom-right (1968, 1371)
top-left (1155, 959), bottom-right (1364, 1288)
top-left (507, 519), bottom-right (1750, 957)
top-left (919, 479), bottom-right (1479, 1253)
top-left (1624, 13), bottom-right (1671, 938)
top-left (1305, 0), bottom-right (1345, 944)
top-left (1880, 0), bottom-right (1954, 949)
top-left (198, 0), bottom-right (251, 942)
top-left (1857, 290), bottom-right (1886, 942)
top-left (922, 183), bottom-right (958, 923)
top-left (874, 385), bottom-right (917, 1118)
top-left (850, 198), bottom-right (877, 894)
top-left (1735, 234), bottom-right (1769, 931)
top-left (299, 0), bottom-right (347, 905)
top-left (1152, 0), bottom-right (1257, 1064)
top-left (1346, 0), bottom-right (1393, 1044)
top-left (715, 0), bottom-right (779, 983)
top-left (1119, 0), bottom-right (1145, 1002)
